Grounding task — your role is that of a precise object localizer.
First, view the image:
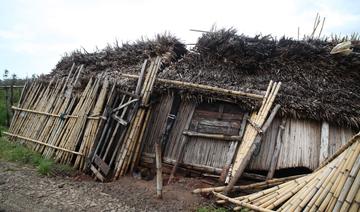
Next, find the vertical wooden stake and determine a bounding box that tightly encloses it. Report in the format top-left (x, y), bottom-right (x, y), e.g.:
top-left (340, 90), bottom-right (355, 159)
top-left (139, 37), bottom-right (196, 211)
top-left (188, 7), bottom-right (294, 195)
top-left (155, 140), bottom-right (163, 199)
top-left (167, 104), bottom-right (195, 184)
top-left (320, 121), bottom-right (329, 163)
top-left (266, 119), bottom-right (286, 180)
top-left (5, 87), bottom-right (10, 127)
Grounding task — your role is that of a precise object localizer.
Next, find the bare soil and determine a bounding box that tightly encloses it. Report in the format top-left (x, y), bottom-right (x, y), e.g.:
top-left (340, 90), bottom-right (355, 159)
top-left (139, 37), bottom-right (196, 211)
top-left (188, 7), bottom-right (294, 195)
top-left (0, 161), bottom-right (210, 212)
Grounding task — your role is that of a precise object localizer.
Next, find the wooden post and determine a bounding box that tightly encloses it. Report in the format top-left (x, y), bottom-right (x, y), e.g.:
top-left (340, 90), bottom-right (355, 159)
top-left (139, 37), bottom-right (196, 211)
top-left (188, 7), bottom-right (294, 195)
top-left (224, 103), bottom-right (281, 195)
top-left (167, 105), bottom-right (195, 184)
top-left (266, 119), bottom-right (286, 180)
top-left (320, 121), bottom-right (329, 163)
top-left (155, 140), bottom-right (163, 199)
top-left (220, 112), bottom-right (249, 183)
top-left (4, 87), bottom-right (10, 126)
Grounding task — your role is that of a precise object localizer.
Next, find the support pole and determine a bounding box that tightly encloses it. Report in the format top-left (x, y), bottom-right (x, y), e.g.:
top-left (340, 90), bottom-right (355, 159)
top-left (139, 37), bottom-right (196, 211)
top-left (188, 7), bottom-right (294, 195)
top-left (155, 140), bottom-right (163, 199)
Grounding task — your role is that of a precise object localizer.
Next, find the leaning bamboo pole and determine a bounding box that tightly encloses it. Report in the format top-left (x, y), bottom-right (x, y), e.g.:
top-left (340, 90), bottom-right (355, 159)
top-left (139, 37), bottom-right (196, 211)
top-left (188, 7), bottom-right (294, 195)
top-left (208, 132), bottom-right (360, 211)
top-left (192, 174), bottom-right (305, 194)
top-left (213, 192), bottom-right (275, 212)
top-left (224, 82), bottom-right (281, 194)
top-left (113, 57), bottom-right (161, 178)
top-left (119, 73), bottom-right (264, 100)
top-left (74, 79), bottom-right (109, 170)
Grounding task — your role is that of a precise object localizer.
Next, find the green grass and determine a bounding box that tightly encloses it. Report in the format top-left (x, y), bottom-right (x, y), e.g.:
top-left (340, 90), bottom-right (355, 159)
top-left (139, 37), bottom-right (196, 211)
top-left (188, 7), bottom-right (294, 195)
top-left (0, 137), bottom-right (74, 176)
top-left (0, 87), bottom-right (22, 126)
top-left (197, 206), bottom-right (228, 212)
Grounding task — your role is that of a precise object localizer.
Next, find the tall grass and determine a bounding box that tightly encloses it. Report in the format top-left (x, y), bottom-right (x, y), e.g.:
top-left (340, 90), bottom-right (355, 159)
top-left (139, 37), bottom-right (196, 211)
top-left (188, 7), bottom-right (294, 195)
top-left (0, 137), bottom-right (74, 175)
top-left (0, 87), bottom-right (22, 126)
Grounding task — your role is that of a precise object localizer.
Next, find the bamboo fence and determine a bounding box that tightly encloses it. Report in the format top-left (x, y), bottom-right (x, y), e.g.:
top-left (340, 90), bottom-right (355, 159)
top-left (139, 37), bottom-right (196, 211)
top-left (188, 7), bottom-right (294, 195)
top-left (113, 57), bottom-right (162, 179)
top-left (207, 132), bottom-right (360, 211)
top-left (4, 65), bottom-right (109, 169)
top-left (5, 57), bottom-right (270, 181)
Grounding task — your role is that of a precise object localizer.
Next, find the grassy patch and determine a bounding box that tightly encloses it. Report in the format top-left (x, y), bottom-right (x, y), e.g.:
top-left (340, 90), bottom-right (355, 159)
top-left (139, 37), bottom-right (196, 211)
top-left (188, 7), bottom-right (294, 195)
top-left (197, 206), bottom-right (228, 212)
top-left (0, 137), bottom-right (74, 176)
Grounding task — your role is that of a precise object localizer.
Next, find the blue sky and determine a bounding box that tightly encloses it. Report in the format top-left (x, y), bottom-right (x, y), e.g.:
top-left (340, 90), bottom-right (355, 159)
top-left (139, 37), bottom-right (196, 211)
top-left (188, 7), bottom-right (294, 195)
top-left (0, 0), bottom-right (359, 79)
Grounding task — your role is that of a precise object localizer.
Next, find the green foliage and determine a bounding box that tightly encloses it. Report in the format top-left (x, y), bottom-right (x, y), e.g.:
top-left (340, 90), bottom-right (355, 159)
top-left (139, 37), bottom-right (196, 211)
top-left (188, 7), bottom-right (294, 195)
top-left (0, 86), bottom-right (22, 126)
top-left (0, 137), bottom-right (74, 176)
top-left (197, 206), bottom-right (228, 212)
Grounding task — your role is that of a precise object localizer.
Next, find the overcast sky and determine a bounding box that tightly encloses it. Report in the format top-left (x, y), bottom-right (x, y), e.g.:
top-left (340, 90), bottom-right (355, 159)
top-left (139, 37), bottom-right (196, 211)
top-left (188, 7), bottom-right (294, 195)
top-left (0, 0), bottom-right (359, 79)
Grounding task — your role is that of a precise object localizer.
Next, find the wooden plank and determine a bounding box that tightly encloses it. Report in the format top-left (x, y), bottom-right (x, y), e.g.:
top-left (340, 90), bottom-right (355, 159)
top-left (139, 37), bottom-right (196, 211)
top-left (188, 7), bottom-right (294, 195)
top-left (90, 164), bottom-right (105, 182)
top-left (266, 119), bottom-right (286, 179)
top-left (93, 155), bottom-right (111, 175)
top-left (168, 105), bottom-right (195, 184)
top-left (222, 112), bottom-right (249, 183)
top-left (320, 121), bottom-right (330, 163)
top-left (111, 114), bottom-right (128, 126)
top-left (195, 110), bottom-right (244, 120)
top-left (155, 140), bottom-right (163, 199)
top-left (183, 130), bottom-right (242, 141)
top-left (192, 123), bottom-right (240, 135)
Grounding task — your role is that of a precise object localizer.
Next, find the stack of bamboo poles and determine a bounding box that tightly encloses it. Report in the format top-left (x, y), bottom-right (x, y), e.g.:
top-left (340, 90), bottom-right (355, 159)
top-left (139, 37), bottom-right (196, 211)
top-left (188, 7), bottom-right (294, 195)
top-left (113, 57), bottom-right (162, 178)
top-left (224, 81), bottom-right (281, 193)
top-left (5, 65), bottom-right (109, 170)
top-left (211, 132), bottom-right (360, 211)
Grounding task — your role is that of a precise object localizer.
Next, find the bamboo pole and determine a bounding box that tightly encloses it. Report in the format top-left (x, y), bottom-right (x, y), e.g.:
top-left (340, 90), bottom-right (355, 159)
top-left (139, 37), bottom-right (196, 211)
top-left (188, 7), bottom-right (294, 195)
top-left (192, 174), bottom-right (305, 194)
top-left (224, 98), bottom-right (281, 194)
top-left (130, 105), bottom-right (152, 172)
top-left (74, 79), bottom-right (109, 169)
top-left (3, 132), bottom-right (83, 155)
top-left (316, 132), bottom-right (360, 171)
top-left (120, 73), bottom-right (264, 100)
top-left (340, 162), bottom-right (360, 211)
top-left (213, 133), bottom-right (359, 211)
top-left (155, 138), bottom-right (163, 199)
top-left (113, 57), bottom-right (161, 178)
top-left (213, 192), bottom-right (275, 212)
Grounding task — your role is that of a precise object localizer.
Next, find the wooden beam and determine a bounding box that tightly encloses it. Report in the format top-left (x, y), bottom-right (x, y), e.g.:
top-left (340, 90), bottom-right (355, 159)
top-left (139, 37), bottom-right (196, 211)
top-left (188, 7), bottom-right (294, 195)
top-left (3, 132), bottom-right (84, 156)
top-left (182, 130), bottom-right (242, 141)
top-left (266, 119), bottom-right (286, 180)
top-left (155, 140), bottom-right (163, 199)
top-left (0, 85), bottom-right (24, 88)
top-left (11, 106), bottom-right (101, 120)
top-left (119, 73), bottom-right (264, 100)
top-left (320, 121), bottom-right (330, 163)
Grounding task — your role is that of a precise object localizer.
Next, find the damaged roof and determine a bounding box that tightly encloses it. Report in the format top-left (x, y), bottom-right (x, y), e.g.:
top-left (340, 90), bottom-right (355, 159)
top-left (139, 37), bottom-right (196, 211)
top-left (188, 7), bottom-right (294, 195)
top-left (47, 29), bottom-right (360, 129)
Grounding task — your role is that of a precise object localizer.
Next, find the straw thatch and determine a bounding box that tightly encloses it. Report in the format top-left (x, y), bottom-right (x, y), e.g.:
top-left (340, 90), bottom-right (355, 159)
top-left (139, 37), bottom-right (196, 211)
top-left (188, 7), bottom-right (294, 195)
top-left (45, 29), bottom-right (360, 129)
top-left (161, 29), bottom-right (360, 129)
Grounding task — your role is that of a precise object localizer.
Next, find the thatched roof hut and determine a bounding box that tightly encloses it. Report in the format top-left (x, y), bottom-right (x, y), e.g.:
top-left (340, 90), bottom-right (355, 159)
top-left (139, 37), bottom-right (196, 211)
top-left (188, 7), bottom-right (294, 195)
top-left (16, 29), bottom-right (360, 179)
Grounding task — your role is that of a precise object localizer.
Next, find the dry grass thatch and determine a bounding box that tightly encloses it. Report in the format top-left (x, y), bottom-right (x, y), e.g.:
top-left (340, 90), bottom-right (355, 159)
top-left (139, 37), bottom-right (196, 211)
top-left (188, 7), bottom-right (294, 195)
top-left (45, 30), bottom-right (360, 129)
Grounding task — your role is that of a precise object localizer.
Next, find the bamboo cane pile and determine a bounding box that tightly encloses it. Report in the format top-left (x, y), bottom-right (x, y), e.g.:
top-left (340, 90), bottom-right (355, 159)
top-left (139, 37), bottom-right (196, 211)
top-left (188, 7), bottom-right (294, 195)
top-left (211, 132), bottom-right (360, 211)
top-left (5, 65), bottom-right (109, 169)
top-left (224, 81), bottom-right (281, 193)
top-left (113, 57), bottom-right (162, 178)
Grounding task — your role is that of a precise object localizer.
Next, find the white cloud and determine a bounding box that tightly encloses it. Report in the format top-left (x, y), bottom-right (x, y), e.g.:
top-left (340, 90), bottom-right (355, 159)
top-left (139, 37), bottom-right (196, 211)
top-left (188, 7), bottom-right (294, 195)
top-left (1, 0), bottom-right (359, 77)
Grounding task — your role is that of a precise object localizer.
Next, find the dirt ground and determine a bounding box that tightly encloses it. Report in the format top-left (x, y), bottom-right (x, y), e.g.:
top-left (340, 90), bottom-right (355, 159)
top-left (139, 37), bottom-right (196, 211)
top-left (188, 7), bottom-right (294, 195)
top-left (0, 161), bottom-right (211, 212)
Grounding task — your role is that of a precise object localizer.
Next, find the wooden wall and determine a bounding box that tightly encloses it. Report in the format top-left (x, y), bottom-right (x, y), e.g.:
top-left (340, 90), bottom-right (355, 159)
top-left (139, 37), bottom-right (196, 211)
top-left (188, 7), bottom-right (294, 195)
top-left (249, 118), bottom-right (322, 170)
top-left (141, 99), bottom-right (356, 172)
top-left (182, 103), bottom-right (245, 169)
top-left (141, 94), bottom-right (174, 154)
top-left (328, 125), bottom-right (354, 156)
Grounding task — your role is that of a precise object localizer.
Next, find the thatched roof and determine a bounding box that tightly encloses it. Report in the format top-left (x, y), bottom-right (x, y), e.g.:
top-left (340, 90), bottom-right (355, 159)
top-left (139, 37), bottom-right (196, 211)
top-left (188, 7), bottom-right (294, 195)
top-left (48, 30), bottom-right (360, 129)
